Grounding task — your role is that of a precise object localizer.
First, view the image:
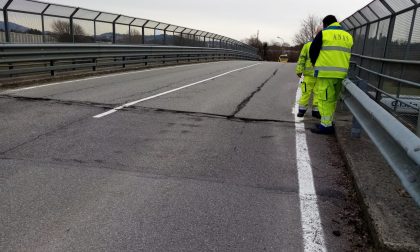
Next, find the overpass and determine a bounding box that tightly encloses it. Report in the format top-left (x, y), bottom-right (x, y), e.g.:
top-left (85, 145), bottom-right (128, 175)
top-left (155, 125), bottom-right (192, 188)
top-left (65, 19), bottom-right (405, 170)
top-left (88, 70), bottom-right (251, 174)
top-left (1, 0), bottom-right (420, 251)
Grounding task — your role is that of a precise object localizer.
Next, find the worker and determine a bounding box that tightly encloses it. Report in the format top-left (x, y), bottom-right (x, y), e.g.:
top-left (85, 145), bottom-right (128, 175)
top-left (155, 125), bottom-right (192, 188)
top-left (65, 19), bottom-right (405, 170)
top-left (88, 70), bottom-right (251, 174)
top-left (295, 26), bottom-right (323, 118)
top-left (309, 15), bottom-right (353, 134)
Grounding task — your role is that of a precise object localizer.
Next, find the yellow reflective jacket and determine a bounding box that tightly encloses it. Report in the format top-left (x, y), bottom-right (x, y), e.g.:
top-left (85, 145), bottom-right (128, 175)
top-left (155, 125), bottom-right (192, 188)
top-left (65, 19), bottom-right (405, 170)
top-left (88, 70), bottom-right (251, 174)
top-left (295, 41), bottom-right (314, 76)
top-left (314, 22), bottom-right (353, 79)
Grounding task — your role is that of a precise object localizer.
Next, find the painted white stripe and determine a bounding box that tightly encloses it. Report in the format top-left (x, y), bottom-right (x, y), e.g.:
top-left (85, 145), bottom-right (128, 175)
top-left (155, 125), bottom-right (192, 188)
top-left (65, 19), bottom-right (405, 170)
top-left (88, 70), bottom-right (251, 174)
top-left (294, 87), bottom-right (327, 252)
top-left (93, 63), bottom-right (262, 118)
top-left (2, 61), bottom-right (221, 94)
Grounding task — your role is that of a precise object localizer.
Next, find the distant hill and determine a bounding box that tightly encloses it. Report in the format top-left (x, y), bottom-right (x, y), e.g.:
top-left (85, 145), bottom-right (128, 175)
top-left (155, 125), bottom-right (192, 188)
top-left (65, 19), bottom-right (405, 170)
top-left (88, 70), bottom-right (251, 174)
top-left (0, 21), bottom-right (30, 32)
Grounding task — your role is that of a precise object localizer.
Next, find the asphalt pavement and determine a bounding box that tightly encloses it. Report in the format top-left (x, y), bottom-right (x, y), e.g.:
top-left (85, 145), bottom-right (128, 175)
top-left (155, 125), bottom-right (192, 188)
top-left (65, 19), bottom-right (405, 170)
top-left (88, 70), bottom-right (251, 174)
top-left (0, 61), bottom-right (368, 251)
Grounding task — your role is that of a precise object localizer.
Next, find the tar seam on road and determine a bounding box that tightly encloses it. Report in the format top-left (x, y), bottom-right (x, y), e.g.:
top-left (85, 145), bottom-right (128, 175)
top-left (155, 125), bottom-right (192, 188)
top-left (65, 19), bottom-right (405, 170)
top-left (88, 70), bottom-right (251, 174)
top-left (93, 63), bottom-right (262, 119)
top-left (294, 87), bottom-right (327, 251)
top-left (1, 61), bottom-right (219, 94)
top-left (0, 94), bottom-right (297, 126)
top-left (0, 95), bottom-right (115, 110)
top-left (129, 106), bottom-right (298, 125)
top-left (229, 69), bottom-right (279, 117)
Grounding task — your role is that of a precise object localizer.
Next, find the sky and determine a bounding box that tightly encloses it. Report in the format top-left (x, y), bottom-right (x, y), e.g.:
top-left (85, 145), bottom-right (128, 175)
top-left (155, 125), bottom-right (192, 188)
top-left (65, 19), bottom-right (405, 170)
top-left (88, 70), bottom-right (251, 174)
top-left (46, 0), bottom-right (371, 45)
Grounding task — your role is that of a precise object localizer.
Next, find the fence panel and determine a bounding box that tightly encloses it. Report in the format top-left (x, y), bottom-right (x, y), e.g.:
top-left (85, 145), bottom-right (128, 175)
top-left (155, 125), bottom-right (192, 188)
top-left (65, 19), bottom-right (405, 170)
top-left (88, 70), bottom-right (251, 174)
top-left (342, 0), bottom-right (420, 134)
top-left (0, 0), bottom-right (257, 55)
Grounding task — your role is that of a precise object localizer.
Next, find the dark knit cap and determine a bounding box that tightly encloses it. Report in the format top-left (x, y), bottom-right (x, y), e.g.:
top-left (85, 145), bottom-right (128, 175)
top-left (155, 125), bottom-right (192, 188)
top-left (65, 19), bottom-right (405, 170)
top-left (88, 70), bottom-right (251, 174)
top-left (323, 15), bottom-right (338, 28)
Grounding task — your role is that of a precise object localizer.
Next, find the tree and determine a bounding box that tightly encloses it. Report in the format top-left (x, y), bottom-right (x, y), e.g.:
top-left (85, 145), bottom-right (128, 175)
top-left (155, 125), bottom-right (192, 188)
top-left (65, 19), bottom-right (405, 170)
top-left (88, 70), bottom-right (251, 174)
top-left (243, 34), bottom-right (300, 62)
top-left (130, 29), bottom-right (142, 43)
top-left (51, 20), bottom-right (88, 42)
top-left (243, 34), bottom-right (266, 59)
top-left (26, 28), bottom-right (42, 35)
top-left (293, 15), bottom-right (321, 46)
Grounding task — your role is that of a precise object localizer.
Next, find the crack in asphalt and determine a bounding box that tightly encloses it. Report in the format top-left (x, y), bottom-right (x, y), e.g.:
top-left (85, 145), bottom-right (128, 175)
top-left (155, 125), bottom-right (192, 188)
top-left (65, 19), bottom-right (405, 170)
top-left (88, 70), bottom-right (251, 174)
top-left (229, 69), bottom-right (279, 118)
top-left (0, 95), bottom-right (115, 109)
top-left (0, 114), bottom-right (92, 156)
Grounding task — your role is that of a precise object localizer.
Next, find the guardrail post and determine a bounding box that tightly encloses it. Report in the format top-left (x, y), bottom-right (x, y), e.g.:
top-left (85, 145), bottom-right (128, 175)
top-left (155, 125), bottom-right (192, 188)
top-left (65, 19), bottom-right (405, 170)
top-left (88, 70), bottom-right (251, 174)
top-left (8, 64), bottom-right (13, 78)
top-left (348, 62), bottom-right (357, 80)
top-left (351, 79), bottom-right (368, 138)
top-left (417, 110), bottom-right (420, 137)
top-left (351, 118), bottom-right (363, 138)
top-left (50, 60), bottom-right (55, 76)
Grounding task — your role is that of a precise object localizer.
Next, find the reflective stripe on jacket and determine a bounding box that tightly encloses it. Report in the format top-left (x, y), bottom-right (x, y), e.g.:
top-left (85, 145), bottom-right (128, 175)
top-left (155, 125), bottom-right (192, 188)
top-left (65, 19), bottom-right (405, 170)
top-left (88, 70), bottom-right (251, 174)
top-left (314, 22), bottom-right (353, 79)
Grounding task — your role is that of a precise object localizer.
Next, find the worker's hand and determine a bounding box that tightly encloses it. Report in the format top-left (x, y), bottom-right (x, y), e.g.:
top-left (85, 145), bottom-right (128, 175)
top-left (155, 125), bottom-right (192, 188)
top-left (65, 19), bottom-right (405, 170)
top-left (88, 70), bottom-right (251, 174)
top-left (297, 73), bottom-right (302, 78)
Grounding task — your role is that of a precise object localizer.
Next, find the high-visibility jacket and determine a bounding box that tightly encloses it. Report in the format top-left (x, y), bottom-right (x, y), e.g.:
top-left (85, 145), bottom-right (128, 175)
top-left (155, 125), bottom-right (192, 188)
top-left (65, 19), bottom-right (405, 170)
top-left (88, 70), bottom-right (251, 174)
top-left (314, 22), bottom-right (353, 79)
top-left (295, 41), bottom-right (314, 77)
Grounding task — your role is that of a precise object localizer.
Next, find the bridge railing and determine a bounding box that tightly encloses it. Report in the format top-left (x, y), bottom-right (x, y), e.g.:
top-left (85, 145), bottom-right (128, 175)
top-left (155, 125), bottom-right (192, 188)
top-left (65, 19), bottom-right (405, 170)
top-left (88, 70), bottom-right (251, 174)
top-left (341, 0), bottom-right (420, 135)
top-left (0, 44), bottom-right (259, 80)
top-left (0, 0), bottom-right (257, 55)
top-left (341, 0), bottom-right (420, 206)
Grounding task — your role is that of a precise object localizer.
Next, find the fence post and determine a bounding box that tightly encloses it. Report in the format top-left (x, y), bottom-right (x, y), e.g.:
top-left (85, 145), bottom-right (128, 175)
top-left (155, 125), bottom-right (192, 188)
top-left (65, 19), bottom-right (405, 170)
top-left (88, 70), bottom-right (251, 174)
top-left (142, 20), bottom-right (149, 44)
top-left (69, 8), bottom-right (79, 43)
top-left (93, 12), bottom-right (101, 42)
top-left (112, 15), bottom-right (121, 44)
top-left (3, 0), bottom-right (13, 43)
top-left (41, 4), bottom-right (50, 43)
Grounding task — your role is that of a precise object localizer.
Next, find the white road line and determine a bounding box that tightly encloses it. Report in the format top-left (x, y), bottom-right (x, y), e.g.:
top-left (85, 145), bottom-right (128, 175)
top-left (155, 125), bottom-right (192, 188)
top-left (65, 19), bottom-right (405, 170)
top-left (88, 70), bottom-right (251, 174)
top-left (93, 63), bottom-right (262, 119)
top-left (1, 61), bottom-right (222, 94)
top-left (294, 87), bottom-right (327, 252)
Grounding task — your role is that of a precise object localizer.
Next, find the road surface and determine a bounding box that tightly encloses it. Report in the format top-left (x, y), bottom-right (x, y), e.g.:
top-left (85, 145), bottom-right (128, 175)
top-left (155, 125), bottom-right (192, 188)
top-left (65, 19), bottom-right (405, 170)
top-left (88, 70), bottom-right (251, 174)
top-left (0, 61), bottom-right (367, 251)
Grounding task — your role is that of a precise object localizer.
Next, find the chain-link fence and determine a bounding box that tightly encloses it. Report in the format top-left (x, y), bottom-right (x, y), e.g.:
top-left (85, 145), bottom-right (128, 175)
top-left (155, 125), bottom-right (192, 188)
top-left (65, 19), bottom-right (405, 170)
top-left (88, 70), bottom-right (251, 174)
top-left (341, 0), bottom-right (420, 135)
top-left (0, 0), bottom-right (256, 55)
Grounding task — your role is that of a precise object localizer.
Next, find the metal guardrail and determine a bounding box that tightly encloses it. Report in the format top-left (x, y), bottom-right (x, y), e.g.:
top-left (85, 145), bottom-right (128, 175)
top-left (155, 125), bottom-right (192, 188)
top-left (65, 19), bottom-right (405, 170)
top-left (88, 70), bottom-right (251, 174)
top-left (0, 44), bottom-right (259, 78)
top-left (342, 78), bottom-right (420, 206)
top-left (0, 0), bottom-right (256, 55)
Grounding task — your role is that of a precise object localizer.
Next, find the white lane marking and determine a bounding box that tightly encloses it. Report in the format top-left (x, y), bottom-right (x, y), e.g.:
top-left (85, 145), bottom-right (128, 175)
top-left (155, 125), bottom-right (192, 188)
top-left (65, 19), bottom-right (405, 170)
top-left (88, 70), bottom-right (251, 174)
top-left (1, 61), bottom-right (222, 94)
top-left (294, 87), bottom-right (327, 252)
top-left (93, 63), bottom-right (262, 119)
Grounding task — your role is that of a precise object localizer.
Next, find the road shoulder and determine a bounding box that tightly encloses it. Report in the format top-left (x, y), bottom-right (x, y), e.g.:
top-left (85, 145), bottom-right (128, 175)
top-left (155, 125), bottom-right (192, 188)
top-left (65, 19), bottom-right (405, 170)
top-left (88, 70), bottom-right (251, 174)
top-left (335, 109), bottom-right (420, 252)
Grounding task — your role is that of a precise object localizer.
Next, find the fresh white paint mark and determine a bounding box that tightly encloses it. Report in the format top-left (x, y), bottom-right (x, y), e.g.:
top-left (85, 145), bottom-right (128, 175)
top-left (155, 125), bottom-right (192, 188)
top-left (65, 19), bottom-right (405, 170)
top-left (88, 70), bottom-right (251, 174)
top-left (93, 63), bottom-right (262, 118)
top-left (2, 61), bottom-right (220, 94)
top-left (294, 87), bottom-right (327, 252)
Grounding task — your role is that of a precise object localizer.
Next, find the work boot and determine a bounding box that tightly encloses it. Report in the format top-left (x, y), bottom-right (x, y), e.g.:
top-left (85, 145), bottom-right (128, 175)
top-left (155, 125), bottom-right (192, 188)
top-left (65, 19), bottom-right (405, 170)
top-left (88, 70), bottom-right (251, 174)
top-left (312, 110), bottom-right (321, 119)
top-left (314, 122), bottom-right (335, 128)
top-left (311, 125), bottom-right (335, 135)
top-left (297, 109), bottom-right (306, 117)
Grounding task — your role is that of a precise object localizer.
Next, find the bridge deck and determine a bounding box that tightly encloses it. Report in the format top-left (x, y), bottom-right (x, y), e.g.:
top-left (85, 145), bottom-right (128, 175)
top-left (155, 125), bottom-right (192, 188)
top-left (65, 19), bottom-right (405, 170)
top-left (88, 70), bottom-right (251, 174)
top-left (0, 61), bottom-right (368, 251)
